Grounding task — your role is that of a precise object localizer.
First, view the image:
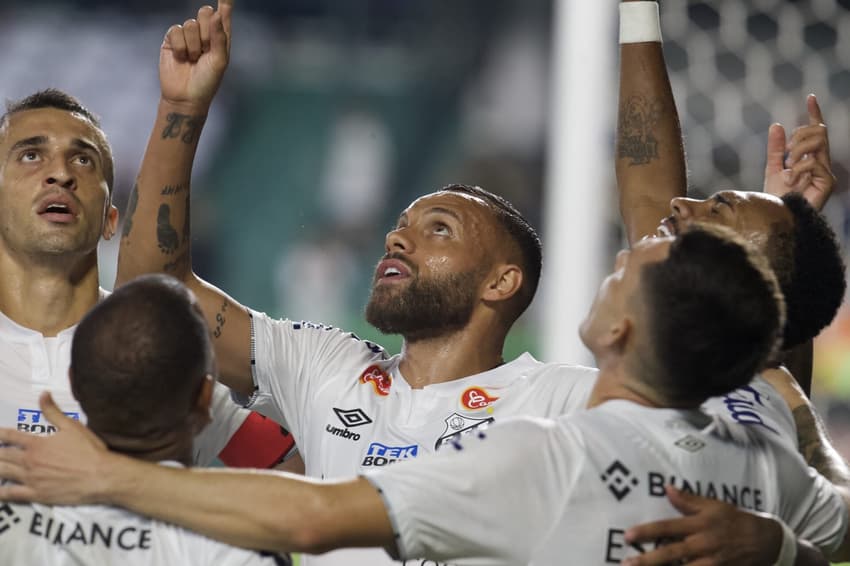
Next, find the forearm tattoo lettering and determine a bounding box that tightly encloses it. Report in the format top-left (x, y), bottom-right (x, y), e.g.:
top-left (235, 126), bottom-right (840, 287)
top-left (156, 204), bottom-right (180, 255)
top-left (618, 94), bottom-right (662, 166)
top-left (161, 113), bottom-right (203, 144)
top-left (213, 300), bottom-right (229, 339)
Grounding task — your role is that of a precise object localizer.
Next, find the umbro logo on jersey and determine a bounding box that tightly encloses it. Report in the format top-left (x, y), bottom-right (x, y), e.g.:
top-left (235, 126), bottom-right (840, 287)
top-left (0, 502), bottom-right (21, 536)
top-left (674, 435), bottom-right (706, 453)
top-left (360, 365), bottom-right (392, 396)
top-left (460, 387), bottom-right (499, 410)
top-left (435, 413), bottom-right (493, 450)
top-left (17, 408), bottom-right (80, 436)
top-left (334, 408), bottom-right (372, 427)
top-left (600, 460), bottom-right (639, 501)
top-left (326, 408), bottom-right (373, 442)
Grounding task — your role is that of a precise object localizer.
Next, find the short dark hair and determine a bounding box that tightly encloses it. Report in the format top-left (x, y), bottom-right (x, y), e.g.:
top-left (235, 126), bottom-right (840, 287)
top-left (441, 184), bottom-right (543, 321)
top-left (640, 225), bottom-right (785, 405)
top-left (1, 89), bottom-right (115, 193)
top-left (766, 193), bottom-right (846, 349)
top-left (70, 274), bottom-right (212, 443)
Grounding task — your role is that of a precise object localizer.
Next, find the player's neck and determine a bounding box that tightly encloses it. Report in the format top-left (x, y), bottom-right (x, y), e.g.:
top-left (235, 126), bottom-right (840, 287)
top-left (587, 356), bottom-right (664, 409)
top-left (98, 429), bottom-right (194, 467)
top-left (398, 326), bottom-right (506, 389)
top-left (0, 251), bottom-right (102, 336)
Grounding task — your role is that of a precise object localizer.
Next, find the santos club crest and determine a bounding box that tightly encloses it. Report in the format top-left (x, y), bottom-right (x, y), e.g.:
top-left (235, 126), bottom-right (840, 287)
top-left (435, 412), bottom-right (494, 450)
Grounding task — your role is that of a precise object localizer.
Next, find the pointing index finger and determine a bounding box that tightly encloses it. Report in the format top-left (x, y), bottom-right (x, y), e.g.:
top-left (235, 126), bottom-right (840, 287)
top-left (807, 93), bottom-right (824, 125)
top-left (218, 0), bottom-right (234, 37)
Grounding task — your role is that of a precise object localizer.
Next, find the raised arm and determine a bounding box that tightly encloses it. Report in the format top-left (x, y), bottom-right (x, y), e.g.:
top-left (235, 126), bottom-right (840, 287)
top-left (116, 0), bottom-right (253, 395)
top-left (616, 0), bottom-right (687, 245)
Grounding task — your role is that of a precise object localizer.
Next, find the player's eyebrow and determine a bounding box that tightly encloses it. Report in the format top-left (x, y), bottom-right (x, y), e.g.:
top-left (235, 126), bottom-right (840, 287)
top-left (423, 206), bottom-right (462, 222)
top-left (8, 135), bottom-right (47, 155)
top-left (70, 138), bottom-right (100, 156)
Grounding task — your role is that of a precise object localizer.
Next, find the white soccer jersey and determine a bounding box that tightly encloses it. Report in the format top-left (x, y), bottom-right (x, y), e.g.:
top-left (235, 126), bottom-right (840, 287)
top-left (0, 301), bottom-right (248, 466)
top-left (367, 400), bottom-right (848, 566)
top-left (241, 311), bottom-right (598, 566)
top-left (0, 465), bottom-right (289, 566)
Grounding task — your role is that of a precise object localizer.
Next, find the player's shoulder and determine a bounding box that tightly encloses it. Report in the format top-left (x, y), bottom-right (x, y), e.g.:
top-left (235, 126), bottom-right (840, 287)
top-left (250, 309), bottom-right (389, 359)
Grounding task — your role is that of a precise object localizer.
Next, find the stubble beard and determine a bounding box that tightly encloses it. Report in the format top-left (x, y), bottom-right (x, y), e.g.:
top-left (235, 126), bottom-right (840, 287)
top-left (365, 269), bottom-right (483, 341)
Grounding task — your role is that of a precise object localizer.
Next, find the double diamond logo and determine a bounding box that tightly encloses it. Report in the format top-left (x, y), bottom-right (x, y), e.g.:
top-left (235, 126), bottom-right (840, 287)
top-left (333, 408), bottom-right (373, 428)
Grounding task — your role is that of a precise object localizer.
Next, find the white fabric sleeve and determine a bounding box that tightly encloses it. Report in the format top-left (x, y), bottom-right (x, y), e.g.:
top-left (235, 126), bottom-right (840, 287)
top-left (365, 416), bottom-right (583, 565)
top-left (239, 311), bottom-right (385, 442)
top-left (702, 376), bottom-right (798, 450)
top-left (772, 439), bottom-right (849, 555)
top-left (192, 381), bottom-right (250, 466)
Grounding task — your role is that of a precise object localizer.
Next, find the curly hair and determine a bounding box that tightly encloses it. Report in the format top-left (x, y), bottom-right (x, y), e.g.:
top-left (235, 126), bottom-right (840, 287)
top-left (766, 193), bottom-right (846, 349)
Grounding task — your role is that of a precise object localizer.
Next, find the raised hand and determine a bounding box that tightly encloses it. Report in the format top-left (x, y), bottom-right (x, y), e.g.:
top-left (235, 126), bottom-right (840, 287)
top-left (764, 94), bottom-right (835, 211)
top-left (160, 0), bottom-right (233, 110)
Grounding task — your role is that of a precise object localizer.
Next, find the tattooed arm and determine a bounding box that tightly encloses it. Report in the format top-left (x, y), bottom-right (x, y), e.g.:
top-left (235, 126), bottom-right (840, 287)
top-left (616, 0), bottom-right (687, 245)
top-left (116, 1), bottom-right (253, 395)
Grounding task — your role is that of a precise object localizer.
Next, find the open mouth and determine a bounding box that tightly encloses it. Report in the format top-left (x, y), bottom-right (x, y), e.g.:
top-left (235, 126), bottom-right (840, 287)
top-left (375, 257), bottom-right (412, 284)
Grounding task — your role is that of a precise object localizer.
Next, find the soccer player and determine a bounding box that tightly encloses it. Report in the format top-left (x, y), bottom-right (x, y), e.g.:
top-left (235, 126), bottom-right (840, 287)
top-left (112, 2), bottom-right (846, 564)
top-left (0, 227), bottom-right (846, 566)
top-left (0, 19), bottom-right (292, 467)
top-left (0, 274), bottom-right (290, 565)
top-left (615, 2), bottom-right (850, 563)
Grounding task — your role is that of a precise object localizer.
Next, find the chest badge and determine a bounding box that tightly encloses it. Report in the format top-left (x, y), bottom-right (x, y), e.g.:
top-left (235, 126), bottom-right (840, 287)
top-left (359, 365), bottom-right (392, 396)
top-left (435, 412), bottom-right (494, 450)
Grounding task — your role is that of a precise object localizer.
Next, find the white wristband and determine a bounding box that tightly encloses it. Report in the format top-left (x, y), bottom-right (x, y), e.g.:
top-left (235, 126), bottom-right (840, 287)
top-left (773, 519), bottom-right (798, 566)
top-left (619, 2), bottom-right (662, 44)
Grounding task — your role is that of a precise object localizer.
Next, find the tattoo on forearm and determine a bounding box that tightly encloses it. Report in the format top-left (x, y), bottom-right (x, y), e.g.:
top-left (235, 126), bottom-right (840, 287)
top-left (792, 405), bottom-right (850, 484)
top-left (213, 300), bottom-right (229, 339)
top-left (121, 184), bottom-right (139, 239)
top-left (156, 204), bottom-right (180, 255)
top-left (618, 94), bottom-right (662, 166)
top-left (161, 113), bottom-right (203, 144)
top-left (160, 184), bottom-right (186, 196)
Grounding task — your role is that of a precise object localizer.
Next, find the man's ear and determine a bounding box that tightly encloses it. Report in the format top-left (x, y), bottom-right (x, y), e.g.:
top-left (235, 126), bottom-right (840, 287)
top-left (600, 316), bottom-right (632, 351)
top-left (481, 264), bottom-right (523, 303)
top-left (102, 204), bottom-right (119, 240)
top-left (191, 375), bottom-right (214, 435)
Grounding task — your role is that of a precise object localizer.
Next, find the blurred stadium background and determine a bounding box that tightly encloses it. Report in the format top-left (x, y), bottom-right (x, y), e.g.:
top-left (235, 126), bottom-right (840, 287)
top-left (1, 0), bottom-right (849, 472)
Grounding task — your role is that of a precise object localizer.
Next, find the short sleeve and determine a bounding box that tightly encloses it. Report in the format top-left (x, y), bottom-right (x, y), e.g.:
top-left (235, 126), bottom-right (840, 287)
top-left (240, 311), bottom-right (385, 441)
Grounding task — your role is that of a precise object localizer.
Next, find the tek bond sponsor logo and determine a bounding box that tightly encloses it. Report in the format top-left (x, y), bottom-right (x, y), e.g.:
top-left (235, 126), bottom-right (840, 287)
top-left (325, 408), bottom-right (372, 442)
top-left (17, 408), bottom-right (80, 435)
top-left (361, 443), bottom-right (419, 467)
